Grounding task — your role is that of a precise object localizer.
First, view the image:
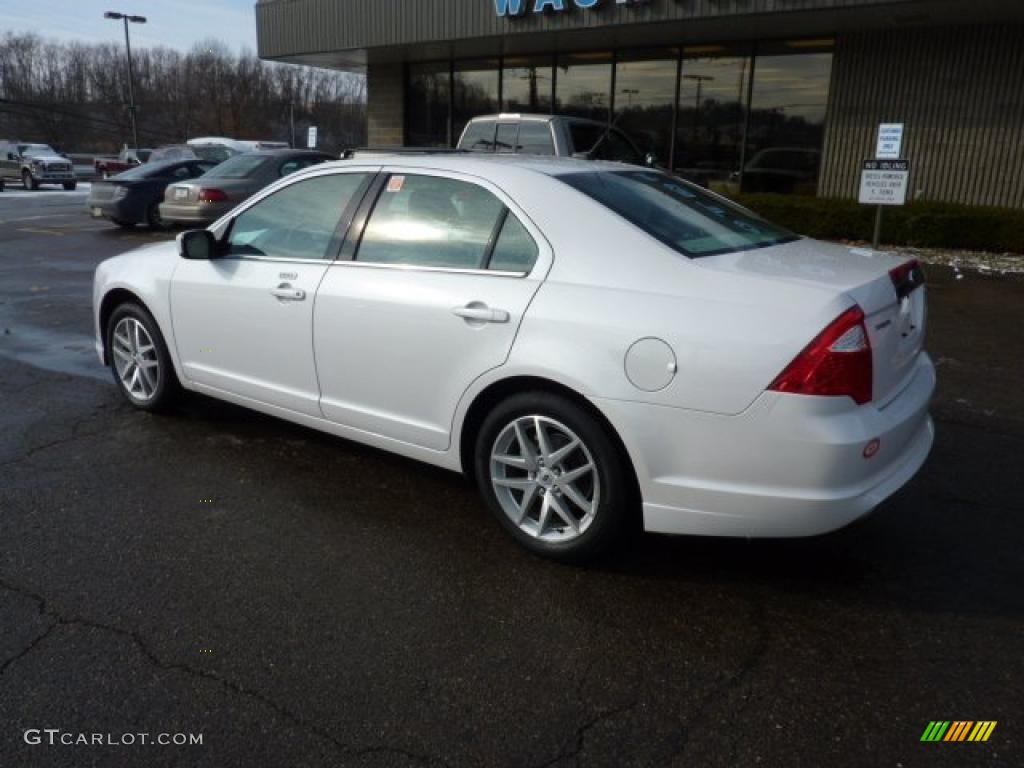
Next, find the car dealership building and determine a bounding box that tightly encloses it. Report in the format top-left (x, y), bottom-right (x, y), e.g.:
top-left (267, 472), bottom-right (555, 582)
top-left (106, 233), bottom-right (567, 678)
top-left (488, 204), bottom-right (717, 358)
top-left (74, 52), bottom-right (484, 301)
top-left (256, 0), bottom-right (1024, 208)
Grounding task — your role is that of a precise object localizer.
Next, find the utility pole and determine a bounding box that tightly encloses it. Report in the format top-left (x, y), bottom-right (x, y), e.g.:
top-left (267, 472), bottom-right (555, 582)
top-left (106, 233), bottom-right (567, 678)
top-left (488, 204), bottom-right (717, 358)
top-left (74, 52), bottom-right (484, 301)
top-left (104, 11), bottom-right (147, 149)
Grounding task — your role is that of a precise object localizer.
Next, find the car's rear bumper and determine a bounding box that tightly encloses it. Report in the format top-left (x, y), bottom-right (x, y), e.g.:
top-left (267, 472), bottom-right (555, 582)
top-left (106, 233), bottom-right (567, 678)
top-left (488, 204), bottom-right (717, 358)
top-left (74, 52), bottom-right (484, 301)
top-left (87, 199), bottom-right (142, 223)
top-left (159, 201), bottom-right (228, 224)
top-left (594, 352), bottom-right (936, 538)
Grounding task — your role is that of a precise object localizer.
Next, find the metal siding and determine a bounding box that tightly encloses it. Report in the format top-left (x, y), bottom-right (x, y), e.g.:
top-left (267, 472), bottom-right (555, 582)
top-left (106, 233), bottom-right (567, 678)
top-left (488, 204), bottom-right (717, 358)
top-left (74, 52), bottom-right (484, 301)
top-left (256, 0), bottom-right (915, 58)
top-left (820, 25), bottom-right (1024, 208)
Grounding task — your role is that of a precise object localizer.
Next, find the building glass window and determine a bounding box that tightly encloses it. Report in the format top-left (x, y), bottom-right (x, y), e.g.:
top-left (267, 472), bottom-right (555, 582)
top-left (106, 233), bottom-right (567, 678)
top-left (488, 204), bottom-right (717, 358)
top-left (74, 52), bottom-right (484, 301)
top-left (555, 52), bottom-right (613, 123)
top-left (453, 60), bottom-right (500, 145)
top-left (744, 42), bottom-right (834, 195)
top-left (615, 50), bottom-right (678, 166)
top-left (406, 62), bottom-right (450, 147)
top-left (674, 47), bottom-right (752, 194)
top-left (502, 56), bottom-right (553, 113)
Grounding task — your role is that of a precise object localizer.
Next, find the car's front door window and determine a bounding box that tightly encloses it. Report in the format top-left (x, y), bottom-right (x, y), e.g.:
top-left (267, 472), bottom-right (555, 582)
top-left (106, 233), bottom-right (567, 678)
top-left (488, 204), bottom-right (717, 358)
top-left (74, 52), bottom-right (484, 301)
top-left (356, 174), bottom-right (505, 270)
top-left (227, 173), bottom-right (370, 261)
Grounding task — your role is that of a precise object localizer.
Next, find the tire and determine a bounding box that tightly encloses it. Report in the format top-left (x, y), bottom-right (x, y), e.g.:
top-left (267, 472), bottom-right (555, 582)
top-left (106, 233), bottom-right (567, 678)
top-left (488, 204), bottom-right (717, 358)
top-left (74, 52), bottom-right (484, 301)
top-left (106, 302), bottom-right (180, 412)
top-left (147, 202), bottom-right (172, 231)
top-left (111, 218), bottom-right (135, 229)
top-left (22, 170), bottom-right (38, 190)
top-left (474, 391), bottom-right (629, 562)
top-left (63, 181), bottom-right (77, 191)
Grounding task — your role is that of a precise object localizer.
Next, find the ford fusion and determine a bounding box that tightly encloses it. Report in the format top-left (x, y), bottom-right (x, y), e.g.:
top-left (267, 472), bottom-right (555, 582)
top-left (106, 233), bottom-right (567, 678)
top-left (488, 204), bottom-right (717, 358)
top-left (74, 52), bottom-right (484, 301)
top-left (93, 156), bottom-right (934, 561)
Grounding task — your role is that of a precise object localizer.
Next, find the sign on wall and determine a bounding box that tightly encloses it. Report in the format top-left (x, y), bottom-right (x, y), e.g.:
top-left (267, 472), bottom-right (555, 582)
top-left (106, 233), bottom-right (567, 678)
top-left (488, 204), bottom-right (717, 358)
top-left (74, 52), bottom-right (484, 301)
top-left (875, 123), bottom-right (904, 160)
top-left (495, 0), bottom-right (650, 17)
top-left (859, 159), bottom-right (910, 206)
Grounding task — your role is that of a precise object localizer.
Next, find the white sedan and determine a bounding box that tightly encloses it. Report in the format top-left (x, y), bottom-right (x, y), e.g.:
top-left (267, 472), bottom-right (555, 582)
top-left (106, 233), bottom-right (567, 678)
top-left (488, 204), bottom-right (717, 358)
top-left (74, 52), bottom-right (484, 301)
top-left (93, 156), bottom-right (935, 561)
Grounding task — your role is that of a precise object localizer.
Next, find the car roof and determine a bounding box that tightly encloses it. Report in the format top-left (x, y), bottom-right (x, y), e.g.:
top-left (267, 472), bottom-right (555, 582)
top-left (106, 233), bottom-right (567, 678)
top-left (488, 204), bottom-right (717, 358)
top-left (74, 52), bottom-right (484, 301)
top-left (322, 153), bottom-right (632, 181)
top-left (466, 113), bottom-right (606, 127)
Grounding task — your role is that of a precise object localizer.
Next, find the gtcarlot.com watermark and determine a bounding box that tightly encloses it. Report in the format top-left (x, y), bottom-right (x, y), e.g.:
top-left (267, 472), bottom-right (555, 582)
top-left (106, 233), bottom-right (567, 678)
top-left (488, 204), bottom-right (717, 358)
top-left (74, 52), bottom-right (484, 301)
top-left (24, 729), bottom-right (202, 747)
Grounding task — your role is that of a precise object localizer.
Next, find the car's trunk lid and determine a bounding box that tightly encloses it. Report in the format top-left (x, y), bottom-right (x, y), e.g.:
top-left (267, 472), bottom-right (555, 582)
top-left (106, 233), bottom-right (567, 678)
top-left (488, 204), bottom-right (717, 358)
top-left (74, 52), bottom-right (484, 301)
top-left (699, 238), bottom-right (926, 405)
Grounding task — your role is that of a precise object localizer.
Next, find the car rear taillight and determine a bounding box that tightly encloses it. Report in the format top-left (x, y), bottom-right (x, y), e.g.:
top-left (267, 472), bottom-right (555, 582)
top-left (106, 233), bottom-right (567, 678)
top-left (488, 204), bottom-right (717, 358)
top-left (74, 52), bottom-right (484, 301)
top-left (199, 188), bottom-right (228, 203)
top-left (768, 306), bottom-right (873, 405)
top-left (889, 259), bottom-right (924, 300)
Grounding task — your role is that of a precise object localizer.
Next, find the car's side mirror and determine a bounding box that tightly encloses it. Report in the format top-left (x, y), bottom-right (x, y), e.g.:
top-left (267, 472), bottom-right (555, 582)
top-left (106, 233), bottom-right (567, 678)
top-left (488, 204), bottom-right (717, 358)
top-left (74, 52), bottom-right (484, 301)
top-left (178, 229), bottom-right (219, 260)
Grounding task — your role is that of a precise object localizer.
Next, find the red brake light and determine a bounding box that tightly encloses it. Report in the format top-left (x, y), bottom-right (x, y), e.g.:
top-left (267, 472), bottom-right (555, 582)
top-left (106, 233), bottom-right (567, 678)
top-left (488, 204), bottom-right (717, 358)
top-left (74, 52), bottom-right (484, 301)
top-left (768, 306), bottom-right (873, 405)
top-left (198, 188), bottom-right (228, 202)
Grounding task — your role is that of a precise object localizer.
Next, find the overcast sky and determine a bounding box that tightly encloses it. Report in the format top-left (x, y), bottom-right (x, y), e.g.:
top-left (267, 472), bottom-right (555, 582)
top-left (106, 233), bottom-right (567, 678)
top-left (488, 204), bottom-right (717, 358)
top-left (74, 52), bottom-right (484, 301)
top-left (4, 0), bottom-right (259, 52)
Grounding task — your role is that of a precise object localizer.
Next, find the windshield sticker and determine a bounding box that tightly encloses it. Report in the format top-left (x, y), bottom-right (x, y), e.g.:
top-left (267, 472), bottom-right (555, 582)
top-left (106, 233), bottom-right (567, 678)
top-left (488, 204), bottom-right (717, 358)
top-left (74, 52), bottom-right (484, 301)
top-left (386, 176), bottom-right (405, 193)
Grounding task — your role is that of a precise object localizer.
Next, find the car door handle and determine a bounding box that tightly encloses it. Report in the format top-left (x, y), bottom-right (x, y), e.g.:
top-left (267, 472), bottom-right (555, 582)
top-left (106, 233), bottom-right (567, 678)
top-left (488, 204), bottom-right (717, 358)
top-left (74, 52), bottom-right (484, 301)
top-left (271, 284), bottom-right (306, 301)
top-left (452, 304), bottom-right (510, 324)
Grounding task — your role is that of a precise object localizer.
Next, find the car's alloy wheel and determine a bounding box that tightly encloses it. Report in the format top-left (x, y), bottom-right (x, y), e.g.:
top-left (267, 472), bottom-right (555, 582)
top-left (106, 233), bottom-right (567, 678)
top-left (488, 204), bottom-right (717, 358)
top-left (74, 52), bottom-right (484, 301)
top-left (490, 415), bottom-right (600, 543)
top-left (106, 303), bottom-right (179, 411)
top-left (112, 317), bottom-right (161, 402)
top-left (476, 392), bottom-right (629, 561)
top-left (22, 170), bottom-right (36, 190)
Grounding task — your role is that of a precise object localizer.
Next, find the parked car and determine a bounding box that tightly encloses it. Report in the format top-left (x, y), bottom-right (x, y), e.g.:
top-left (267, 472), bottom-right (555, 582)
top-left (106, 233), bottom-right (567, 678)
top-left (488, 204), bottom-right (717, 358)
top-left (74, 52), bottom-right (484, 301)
top-left (94, 147), bottom-right (153, 178)
top-left (87, 158), bottom-right (216, 229)
top-left (149, 143), bottom-right (236, 165)
top-left (188, 136), bottom-right (290, 153)
top-left (158, 149), bottom-right (333, 225)
top-left (0, 141), bottom-right (77, 190)
top-left (93, 155), bottom-right (935, 562)
top-left (457, 114), bottom-right (654, 166)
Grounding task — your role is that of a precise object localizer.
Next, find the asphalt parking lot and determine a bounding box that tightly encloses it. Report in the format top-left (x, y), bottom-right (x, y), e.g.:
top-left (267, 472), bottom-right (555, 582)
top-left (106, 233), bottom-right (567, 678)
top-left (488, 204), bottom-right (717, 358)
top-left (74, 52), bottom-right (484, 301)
top-left (1, 189), bottom-right (1022, 767)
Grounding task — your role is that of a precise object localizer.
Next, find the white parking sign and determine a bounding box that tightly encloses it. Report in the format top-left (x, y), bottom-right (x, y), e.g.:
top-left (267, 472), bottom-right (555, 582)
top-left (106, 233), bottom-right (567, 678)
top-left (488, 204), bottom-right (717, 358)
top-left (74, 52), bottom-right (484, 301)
top-left (859, 159), bottom-right (910, 206)
top-left (876, 123), bottom-right (904, 160)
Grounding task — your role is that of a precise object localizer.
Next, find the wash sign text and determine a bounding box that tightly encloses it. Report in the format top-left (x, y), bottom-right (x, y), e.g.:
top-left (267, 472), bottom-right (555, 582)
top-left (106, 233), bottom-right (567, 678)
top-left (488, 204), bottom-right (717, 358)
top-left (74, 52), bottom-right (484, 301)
top-left (495, 0), bottom-right (650, 17)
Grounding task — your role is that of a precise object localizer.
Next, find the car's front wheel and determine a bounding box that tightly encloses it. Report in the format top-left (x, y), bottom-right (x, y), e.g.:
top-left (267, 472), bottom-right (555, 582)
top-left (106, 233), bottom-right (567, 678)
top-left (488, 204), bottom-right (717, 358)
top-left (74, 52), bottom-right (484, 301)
top-left (106, 303), bottom-right (180, 411)
top-left (22, 170), bottom-right (38, 190)
top-left (147, 202), bottom-right (172, 230)
top-left (475, 392), bottom-right (629, 562)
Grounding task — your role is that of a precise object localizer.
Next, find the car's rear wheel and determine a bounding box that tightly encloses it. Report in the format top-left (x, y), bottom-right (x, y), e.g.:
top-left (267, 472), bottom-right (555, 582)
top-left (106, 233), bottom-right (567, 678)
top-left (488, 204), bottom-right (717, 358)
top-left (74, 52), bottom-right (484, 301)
top-left (106, 303), bottom-right (180, 411)
top-left (475, 392), bottom-right (628, 562)
top-left (147, 202), bottom-right (172, 230)
top-left (22, 170), bottom-right (38, 190)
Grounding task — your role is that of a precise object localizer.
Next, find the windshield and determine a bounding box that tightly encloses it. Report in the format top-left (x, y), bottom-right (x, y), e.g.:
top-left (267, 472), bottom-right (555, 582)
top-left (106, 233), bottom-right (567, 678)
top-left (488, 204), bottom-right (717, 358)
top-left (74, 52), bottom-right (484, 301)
top-left (559, 170), bottom-right (797, 258)
top-left (200, 153), bottom-right (267, 178)
top-left (20, 144), bottom-right (57, 156)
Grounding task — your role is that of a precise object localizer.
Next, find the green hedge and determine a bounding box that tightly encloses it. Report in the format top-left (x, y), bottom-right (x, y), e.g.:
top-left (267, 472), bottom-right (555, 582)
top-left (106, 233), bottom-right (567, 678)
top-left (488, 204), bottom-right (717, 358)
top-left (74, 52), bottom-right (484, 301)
top-left (727, 194), bottom-right (1024, 254)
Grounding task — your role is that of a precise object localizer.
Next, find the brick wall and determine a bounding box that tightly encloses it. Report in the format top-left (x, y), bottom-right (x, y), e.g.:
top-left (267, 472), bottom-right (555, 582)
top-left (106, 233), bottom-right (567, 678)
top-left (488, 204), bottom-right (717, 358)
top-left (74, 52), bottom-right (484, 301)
top-left (367, 63), bottom-right (405, 146)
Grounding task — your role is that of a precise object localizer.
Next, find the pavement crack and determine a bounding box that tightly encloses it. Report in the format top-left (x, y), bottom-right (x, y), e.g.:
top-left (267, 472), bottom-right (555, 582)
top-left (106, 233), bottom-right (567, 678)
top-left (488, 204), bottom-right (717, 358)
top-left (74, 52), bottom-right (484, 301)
top-left (0, 575), bottom-right (452, 766)
top-left (668, 588), bottom-right (770, 765)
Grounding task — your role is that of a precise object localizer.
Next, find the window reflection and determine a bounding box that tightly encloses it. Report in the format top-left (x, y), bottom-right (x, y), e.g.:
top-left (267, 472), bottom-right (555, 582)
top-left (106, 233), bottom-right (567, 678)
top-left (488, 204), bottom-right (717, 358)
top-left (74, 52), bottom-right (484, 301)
top-left (615, 50), bottom-right (678, 165)
top-left (556, 53), bottom-right (612, 123)
top-left (674, 50), bottom-right (751, 193)
top-left (406, 62), bottom-right (450, 147)
top-left (502, 56), bottom-right (553, 113)
top-left (453, 60), bottom-right (499, 144)
top-left (745, 50), bottom-right (833, 195)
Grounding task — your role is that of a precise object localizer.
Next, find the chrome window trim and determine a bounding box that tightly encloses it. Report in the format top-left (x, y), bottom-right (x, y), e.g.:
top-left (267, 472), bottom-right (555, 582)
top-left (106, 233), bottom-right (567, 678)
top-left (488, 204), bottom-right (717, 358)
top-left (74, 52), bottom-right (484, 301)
top-left (329, 260), bottom-right (529, 278)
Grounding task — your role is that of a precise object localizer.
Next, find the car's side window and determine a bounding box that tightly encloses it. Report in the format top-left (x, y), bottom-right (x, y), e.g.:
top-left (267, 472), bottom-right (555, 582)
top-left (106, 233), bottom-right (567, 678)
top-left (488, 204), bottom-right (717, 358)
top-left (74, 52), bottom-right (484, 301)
top-left (279, 157), bottom-right (319, 177)
top-left (356, 175), bottom-right (505, 270)
top-left (172, 166), bottom-right (192, 179)
top-left (226, 173), bottom-right (370, 261)
top-left (516, 123), bottom-right (555, 156)
top-left (488, 213), bottom-right (539, 273)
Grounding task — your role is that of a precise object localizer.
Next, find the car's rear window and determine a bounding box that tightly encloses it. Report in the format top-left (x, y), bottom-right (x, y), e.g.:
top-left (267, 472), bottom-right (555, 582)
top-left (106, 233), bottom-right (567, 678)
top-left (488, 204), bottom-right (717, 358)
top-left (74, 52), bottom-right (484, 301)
top-left (202, 154), bottom-right (269, 179)
top-left (559, 170), bottom-right (797, 257)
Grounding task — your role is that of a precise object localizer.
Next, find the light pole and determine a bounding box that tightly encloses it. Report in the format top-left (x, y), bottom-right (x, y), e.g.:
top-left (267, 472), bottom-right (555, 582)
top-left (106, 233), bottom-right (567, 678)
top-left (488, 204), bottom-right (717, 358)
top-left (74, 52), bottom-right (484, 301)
top-left (104, 11), bottom-right (147, 149)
